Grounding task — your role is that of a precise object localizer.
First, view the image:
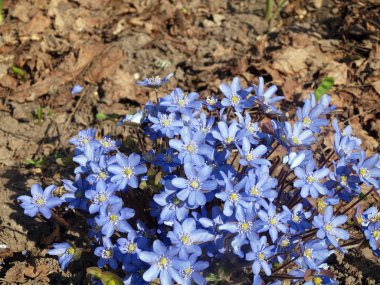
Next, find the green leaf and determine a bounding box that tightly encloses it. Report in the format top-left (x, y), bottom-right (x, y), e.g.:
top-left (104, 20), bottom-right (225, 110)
top-left (96, 113), bottom-right (109, 121)
top-left (25, 157), bottom-right (46, 168)
top-left (86, 267), bottom-right (102, 279)
top-left (10, 65), bottom-right (26, 80)
top-left (37, 105), bottom-right (43, 123)
top-left (315, 77), bottom-right (334, 101)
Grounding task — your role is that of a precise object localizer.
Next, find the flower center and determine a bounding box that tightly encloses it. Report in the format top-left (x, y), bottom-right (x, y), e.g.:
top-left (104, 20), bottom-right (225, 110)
top-left (158, 256), bottom-right (170, 269)
top-left (225, 137), bottom-right (234, 144)
top-left (177, 98), bottom-right (187, 107)
top-left (185, 142), bottom-right (197, 153)
top-left (303, 116), bottom-right (311, 127)
top-left (313, 277), bottom-right (323, 285)
top-left (182, 266), bottom-right (193, 278)
top-left (340, 175), bottom-right (348, 185)
top-left (67, 247), bottom-right (75, 255)
top-left (359, 167), bottom-right (368, 178)
top-left (230, 92), bottom-right (240, 105)
top-left (306, 174), bottom-right (315, 184)
top-left (372, 230), bottom-right (380, 239)
top-left (36, 198), bottom-right (45, 206)
top-left (292, 213), bottom-right (301, 223)
top-left (228, 192), bottom-right (240, 202)
top-left (102, 249), bottom-right (113, 259)
top-left (324, 223), bottom-right (333, 232)
top-left (164, 154), bottom-right (173, 162)
top-left (180, 234), bottom-right (192, 245)
top-left (238, 221), bottom-right (252, 233)
top-left (98, 171), bottom-right (107, 180)
top-left (245, 152), bottom-right (254, 161)
top-left (316, 198), bottom-right (327, 211)
top-left (291, 136), bottom-right (301, 145)
top-left (250, 186), bottom-right (261, 196)
top-left (123, 167), bottom-right (133, 177)
top-left (189, 179), bottom-right (200, 190)
top-left (98, 194), bottom-right (107, 203)
top-left (280, 238), bottom-right (290, 247)
top-left (269, 217), bottom-right (277, 226)
top-left (247, 123), bottom-right (258, 133)
top-left (109, 214), bottom-right (118, 223)
top-left (304, 248), bottom-right (313, 259)
top-left (257, 251), bottom-right (265, 261)
top-left (206, 96), bottom-right (216, 105)
top-left (127, 242), bottom-right (137, 253)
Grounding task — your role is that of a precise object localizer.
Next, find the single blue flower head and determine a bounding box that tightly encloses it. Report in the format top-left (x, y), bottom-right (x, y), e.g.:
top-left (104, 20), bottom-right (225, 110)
top-left (71, 84), bottom-right (84, 95)
top-left (137, 73), bottom-right (173, 88)
top-left (18, 184), bottom-right (62, 219)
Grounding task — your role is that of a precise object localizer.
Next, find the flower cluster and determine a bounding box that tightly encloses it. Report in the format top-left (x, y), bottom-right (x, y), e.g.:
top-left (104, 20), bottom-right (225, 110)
top-left (18, 74), bottom-right (380, 285)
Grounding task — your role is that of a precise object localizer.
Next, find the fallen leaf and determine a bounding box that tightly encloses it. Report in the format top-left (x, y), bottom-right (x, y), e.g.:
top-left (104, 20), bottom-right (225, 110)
top-left (272, 47), bottom-right (309, 76)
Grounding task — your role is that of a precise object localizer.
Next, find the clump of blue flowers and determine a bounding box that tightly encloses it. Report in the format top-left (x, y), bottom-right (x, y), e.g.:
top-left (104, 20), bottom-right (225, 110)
top-left (18, 73), bottom-right (380, 284)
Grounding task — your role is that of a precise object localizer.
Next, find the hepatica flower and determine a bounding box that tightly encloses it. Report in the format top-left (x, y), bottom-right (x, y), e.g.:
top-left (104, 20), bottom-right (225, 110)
top-left (94, 237), bottom-right (118, 269)
top-left (108, 153), bottom-right (147, 190)
top-left (220, 77), bottom-right (253, 112)
top-left (246, 236), bottom-right (275, 276)
top-left (257, 203), bottom-right (289, 242)
top-left (48, 242), bottom-right (80, 270)
top-left (161, 88), bottom-right (202, 116)
top-left (179, 253), bottom-right (209, 285)
top-left (167, 218), bottom-right (214, 256)
top-left (296, 98), bottom-right (328, 133)
top-left (312, 206), bottom-right (349, 248)
top-left (95, 204), bottom-right (135, 237)
top-left (237, 138), bottom-right (269, 167)
top-left (245, 166), bottom-right (278, 203)
top-left (172, 164), bottom-right (217, 208)
top-left (62, 174), bottom-right (89, 210)
top-left (137, 73), bottom-right (173, 88)
top-left (212, 121), bottom-right (240, 147)
top-left (85, 181), bottom-right (121, 215)
top-left (294, 162), bottom-right (330, 198)
top-left (298, 239), bottom-right (334, 270)
top-left (153, 188), bottom-right (189, 224)
top-left (139, 240), bottom-right (189, 285)
top-left (353, 152), bottom-right (380, 188)
top-left (253, 77), bottom-right (284, 115)
top-left (18, 184), bottom-right (62, 219)
top-left (169, 127), bottom-right (213, 166)
top-left (285, 122), bottom-right (315, 147)
top-left (69, 128), bottom-right (97, 150)
top-left (148, 112), bottom-right (183, 138)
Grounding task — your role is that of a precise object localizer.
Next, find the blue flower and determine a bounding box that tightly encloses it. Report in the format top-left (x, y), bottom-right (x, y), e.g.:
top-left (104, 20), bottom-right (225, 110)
top-left (167, 218), bottom-right (214, 256)
top-left (219, 77), bottom-right (253, 112)
top-left (244, 166), bottom-right (278, 203)
top-left (160, 88), bottom-right (202, 116)
top-left (172, 164), bottom-right (217, 209)
top-left (312, 206), bottom-right (349, 248)
top-left (204, 95), bottom-right (222, 111)
top-left (283, 203), bottom-right (311, 233)
top-left (117, 230), bottom-right (147, 256)
top-left (69, 128), bottom-right (97, 150)
top-left (212, 121), bottom-right (240, 146)
top-left (85, 181), bottom-right (121, 215)
top-left (95, 203), bottom-right (135, 237)
top-left (253, 77), bottom-right (284, 114)
top-left (137, 73), bottom-right (173, 88)
top-left (237, 138), bottom-right (270, 167)
top-left (71, 84), bottom-right (84, 94)
top-left (353, 152), bottom-right (380, 188)
top-left (87, 218), bottom-right (102, 241)
top-left (169, 127), bottom-right (213, 166)
top-left (285, 122), bottom-right (316, 146)
top-left (153, 187), bottom-right (189, 225)
top-left (155, 148), bottom-right (180, 173)
top-left (282, 150), bottom-right (311, 169)
top-left (62, 174), bottom-right (89, 210)
top-left (178, 253), bottom-right (209, 285)
top-left (215, 174), bottom-right (249, 216)
top-left (294, 162), bottom-right (330, 198)
top-left (296, 98), bottom-right (328, 133)
top-left (148, 112), bottom-right (183, 138)
top-left (18, 184), bottom-right (62, 219)
top-left (219, 207), bottom-right (261, 257)
top-left (197, 206), bottom-right (228, 257)
top-left (48, 242), bottom-right (79, 270)
top-left (94, 237), bottom-right (118, 269)
top-left (257, 203), bottom-right (289, 242)
top-left (118, 110), bottom-right (146, 126)
top-left (298, 239), bottom-right (334, 270)
top-left (99, 135), bottom-right (120, 153)
top-left (246, 235), bottom-right (275, 276)
top-left (139, 240), bottom-right (190, 285)
top-left (363, 221), bottom-right (380, 252)
top-left (108, 153), bottom-right (147, 190)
